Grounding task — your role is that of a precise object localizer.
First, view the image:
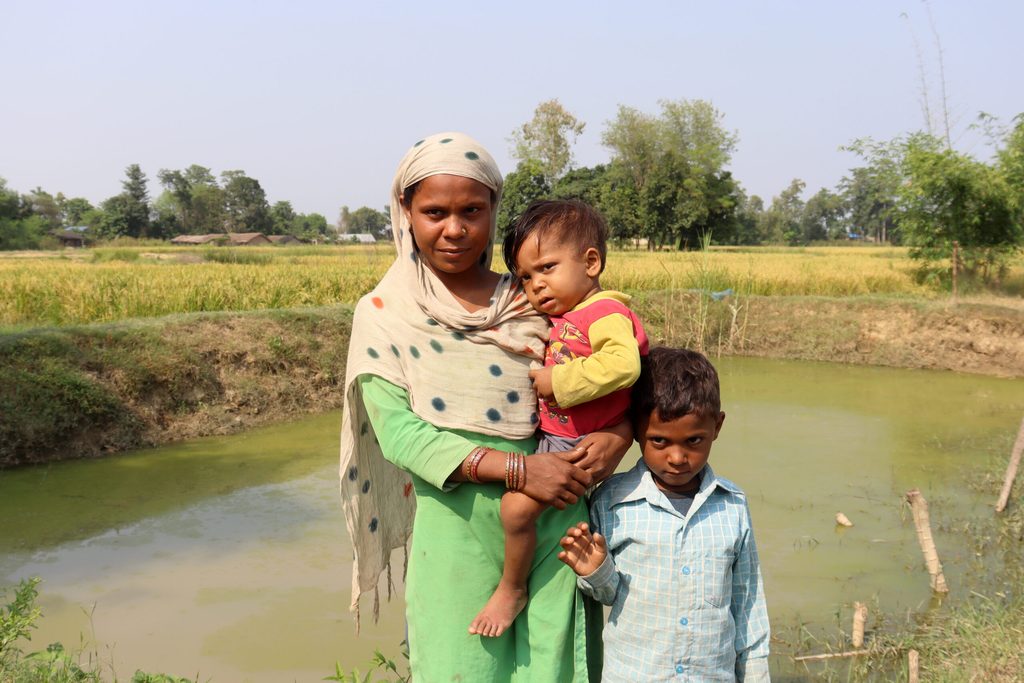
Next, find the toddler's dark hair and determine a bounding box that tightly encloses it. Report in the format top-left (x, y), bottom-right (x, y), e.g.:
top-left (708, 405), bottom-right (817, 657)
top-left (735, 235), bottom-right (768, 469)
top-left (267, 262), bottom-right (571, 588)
top-left (502, 199), bottom-right (608, 274)
top-left (629, 347), bottom-right (721, 426)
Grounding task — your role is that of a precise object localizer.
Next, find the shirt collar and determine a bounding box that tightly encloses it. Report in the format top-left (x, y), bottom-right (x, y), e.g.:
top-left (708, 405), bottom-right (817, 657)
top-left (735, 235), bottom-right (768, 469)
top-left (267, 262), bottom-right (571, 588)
top-left (610, 459), bottom-right (738, 514)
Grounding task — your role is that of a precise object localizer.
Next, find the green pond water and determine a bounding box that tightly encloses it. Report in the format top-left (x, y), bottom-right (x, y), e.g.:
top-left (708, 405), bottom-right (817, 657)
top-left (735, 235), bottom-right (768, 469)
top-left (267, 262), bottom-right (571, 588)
top-left (1, 357), bottom-right (1021, 681)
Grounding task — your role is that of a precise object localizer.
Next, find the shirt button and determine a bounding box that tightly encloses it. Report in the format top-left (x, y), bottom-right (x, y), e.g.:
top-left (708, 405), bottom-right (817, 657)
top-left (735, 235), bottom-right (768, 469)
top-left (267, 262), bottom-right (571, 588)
top-left (675, 664), bottom-right (684, 674)
top-left (679, 617), bottom-right (688, 626)
top-left (681, 566), bottom-right (691, 575)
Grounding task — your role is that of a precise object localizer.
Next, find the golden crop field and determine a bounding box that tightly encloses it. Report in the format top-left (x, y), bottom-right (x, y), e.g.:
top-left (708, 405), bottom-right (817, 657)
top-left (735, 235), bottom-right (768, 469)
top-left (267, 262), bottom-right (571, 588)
top-left (1, 244), bottom-right (1019, 327)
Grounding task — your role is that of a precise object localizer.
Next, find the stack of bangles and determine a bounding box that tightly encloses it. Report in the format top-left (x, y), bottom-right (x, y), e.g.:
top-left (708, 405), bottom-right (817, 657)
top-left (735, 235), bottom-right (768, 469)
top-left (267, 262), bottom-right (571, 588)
top-left (463, 447), bottom-right (526, 492)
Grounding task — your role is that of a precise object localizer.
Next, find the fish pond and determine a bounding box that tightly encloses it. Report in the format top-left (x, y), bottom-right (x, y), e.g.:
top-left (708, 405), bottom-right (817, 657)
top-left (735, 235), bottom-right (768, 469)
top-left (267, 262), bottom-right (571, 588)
top-left (1, 357), bottom-right (1021, 681)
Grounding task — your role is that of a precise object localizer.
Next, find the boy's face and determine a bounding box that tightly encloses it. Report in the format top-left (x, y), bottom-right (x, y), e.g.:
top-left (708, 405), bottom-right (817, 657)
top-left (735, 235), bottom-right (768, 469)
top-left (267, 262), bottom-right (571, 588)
top-left (514, 233), bottom-right (602, 316)
top-left (638, 409), bottom-right (725, 495)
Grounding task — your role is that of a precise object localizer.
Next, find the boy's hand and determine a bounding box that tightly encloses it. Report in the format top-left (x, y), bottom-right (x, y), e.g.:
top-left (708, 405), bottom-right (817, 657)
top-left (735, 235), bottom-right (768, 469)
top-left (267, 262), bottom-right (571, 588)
top-left (558, 522), bottom-right (607, 577)
top-left (528, 367), bottom-right (556, 402)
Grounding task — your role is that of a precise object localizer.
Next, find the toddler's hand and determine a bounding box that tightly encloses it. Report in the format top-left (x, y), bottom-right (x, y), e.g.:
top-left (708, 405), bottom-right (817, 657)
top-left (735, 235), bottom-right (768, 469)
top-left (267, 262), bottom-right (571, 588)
top-left (529, 367), bottom-right (555, 402)
top-left (557, 522), bottom-right (607, 577)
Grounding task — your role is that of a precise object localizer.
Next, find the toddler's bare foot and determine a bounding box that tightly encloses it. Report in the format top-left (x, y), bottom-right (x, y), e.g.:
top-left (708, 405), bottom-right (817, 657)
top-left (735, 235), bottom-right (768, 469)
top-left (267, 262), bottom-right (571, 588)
top-left (468, 583), bottom-right (528, 638)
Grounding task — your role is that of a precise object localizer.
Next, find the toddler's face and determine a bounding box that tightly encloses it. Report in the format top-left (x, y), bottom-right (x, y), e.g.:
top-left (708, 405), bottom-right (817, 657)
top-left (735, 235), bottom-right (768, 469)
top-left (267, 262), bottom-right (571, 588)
top-left (637, 409), bottom-right (725, 495)
top-left (514, 235), bottom-right (601, 316)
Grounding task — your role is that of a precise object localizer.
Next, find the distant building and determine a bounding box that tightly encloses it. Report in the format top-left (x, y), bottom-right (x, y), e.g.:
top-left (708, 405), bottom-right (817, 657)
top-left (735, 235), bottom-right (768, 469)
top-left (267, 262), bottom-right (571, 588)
top-left (343, 233), bottom-right (377, 244)
top-left (267, 235), bottom-right (303, 245)
top-left (227, 232), bottom-right (272, 246)
top-left (171, 234), bottom-right (228, 245)
top-left (50, 230), bottom-right (86, 248)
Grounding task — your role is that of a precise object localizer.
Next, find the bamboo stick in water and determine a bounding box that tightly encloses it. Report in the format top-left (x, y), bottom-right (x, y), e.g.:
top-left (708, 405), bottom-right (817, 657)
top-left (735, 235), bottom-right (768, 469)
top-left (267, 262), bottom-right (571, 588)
top-left (908, 649), bottom-right (920, 683)
top-left (995, 415), bottom-right (1024, 513)
top-left (905, 489), bottom-right (949, 593)
top-left (852, 601), bottom-right (867, 648)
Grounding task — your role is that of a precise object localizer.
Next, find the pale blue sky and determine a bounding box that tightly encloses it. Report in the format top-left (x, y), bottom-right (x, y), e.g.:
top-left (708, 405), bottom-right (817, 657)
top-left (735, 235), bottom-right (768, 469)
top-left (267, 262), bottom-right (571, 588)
top-left (2, 1), bottom-right (1022, 220)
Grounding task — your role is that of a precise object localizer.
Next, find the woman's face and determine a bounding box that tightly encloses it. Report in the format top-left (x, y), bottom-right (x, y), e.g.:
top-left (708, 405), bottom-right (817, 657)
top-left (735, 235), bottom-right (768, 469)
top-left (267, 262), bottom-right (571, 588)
top-left (402, 174), bottom-right (493, 280)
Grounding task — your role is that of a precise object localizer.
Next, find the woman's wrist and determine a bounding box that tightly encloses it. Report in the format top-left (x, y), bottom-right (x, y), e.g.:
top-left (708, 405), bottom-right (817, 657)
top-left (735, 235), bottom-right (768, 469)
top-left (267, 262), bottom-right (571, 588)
top-left (457, 448), bottom-right (527, 491)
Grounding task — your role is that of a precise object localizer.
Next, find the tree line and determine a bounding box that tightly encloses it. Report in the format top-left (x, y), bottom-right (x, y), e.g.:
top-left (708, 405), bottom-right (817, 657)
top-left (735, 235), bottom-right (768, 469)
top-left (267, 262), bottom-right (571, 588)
top-left (0, 164), bottom-right (391, 249)
top-left (500, 99), bottom-right (1023, 279)
top-left (4, 99), bottom-right (1022, 281)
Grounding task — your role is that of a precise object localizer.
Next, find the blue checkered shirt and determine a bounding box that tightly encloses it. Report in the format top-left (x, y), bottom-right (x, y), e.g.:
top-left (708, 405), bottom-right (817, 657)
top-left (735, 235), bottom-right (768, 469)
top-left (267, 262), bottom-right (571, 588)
top-left (579, 460), bottom-right (770, 682)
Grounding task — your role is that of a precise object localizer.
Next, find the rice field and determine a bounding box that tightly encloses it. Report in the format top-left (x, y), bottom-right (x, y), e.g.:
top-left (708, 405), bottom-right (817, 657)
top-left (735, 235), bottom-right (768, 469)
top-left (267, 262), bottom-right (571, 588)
top-left (1, 244), bottom-right (1020, 327)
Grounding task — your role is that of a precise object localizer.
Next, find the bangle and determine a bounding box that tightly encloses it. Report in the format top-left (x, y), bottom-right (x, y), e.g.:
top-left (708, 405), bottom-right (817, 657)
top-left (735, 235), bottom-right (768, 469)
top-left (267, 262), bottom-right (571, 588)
top-left (469, 447), bottom-right (488, 483)
top-left (505, 452), bottom-right (527, 492)
top-left (504, 451), bottom-right (513, 489)
top-left (465, 447), bottom-right (487, 484)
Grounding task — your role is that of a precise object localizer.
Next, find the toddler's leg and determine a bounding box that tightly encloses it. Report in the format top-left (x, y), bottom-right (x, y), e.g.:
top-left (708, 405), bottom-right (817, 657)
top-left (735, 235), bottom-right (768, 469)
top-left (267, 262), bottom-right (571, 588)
top-left (468, 492), bottom-right (545, 638)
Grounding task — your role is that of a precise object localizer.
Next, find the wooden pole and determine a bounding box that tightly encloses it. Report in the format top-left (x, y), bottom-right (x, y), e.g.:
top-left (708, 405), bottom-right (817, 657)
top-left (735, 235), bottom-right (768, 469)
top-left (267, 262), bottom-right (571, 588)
top-left (951, 240), bottom-right (959, 298)
top-left (852, 602), bottom-right (867, 647)
top-left (908, 649), bottom-right (920, 683)
top-left (905, 489), bottom-right (949, 593)
top-left (995, 416), bottom-right (1024, 513)
top-left (794, 650), bottom-right (870, 662)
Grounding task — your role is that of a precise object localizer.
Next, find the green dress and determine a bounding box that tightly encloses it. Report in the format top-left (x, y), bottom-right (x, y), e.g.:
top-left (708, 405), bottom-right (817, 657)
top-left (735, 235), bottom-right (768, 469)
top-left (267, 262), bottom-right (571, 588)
top-left (359, 375), bottom-right (601, 682)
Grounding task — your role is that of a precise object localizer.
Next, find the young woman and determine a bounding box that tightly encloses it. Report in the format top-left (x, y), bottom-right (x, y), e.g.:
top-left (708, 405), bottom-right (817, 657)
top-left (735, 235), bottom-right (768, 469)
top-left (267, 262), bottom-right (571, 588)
top-left (339, 132), bottom-right (631, 681)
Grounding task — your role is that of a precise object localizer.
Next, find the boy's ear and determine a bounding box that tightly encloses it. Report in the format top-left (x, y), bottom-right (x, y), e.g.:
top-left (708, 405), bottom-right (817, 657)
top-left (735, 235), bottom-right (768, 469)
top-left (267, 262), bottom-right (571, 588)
top-left (712, 411), bottom-right (726, 439)
top-left (583, 247), bottom-right (602, 276)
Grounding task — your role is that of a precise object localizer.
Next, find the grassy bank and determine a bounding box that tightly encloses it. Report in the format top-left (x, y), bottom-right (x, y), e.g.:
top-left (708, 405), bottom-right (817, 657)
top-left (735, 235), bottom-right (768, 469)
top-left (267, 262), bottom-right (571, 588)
top-left (3, 294), bottom-right (1022, 468)
top-left (0, 307), bottom-right (352, 467)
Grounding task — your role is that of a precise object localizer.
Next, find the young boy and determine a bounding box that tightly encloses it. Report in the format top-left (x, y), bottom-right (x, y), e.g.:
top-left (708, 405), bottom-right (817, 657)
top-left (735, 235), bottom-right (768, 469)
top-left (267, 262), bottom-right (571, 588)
top-left (558, 347), bottom-right (770, 681)
top-left (468, 199), bottom-right (649, 637)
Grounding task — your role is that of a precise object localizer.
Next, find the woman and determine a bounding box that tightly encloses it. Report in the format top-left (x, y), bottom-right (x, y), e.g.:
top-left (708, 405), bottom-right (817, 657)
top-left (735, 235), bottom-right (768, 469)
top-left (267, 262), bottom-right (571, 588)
top-left (339, 132), bottom-right (631, 681)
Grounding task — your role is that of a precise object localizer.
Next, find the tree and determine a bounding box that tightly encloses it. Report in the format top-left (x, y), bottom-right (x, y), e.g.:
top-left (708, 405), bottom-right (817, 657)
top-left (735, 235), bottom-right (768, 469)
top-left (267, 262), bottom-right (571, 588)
top-left (0, 177), bottom-right (49, 249)
top-left (25, 188), bottom-right (61, 231)
top-left (345, 206), bottom-right (389, 238)
top-left (292, 212), bottom-right (329, 241)
top-left (57, 196), bottom-right (94, 227)
top-left (510, 99), bottom-right (585, 186)
top-left (221, 170), bottom-right (271, 233)
top-left (496, 160), bottom-right (550, 236)
top-left (601, 99), bottom-right (738, 249)
top-left (336, 205), bottom-right (352, 235)
top-left (800, 188), bottom-right (847, 242)
top-left (270, 201), bottom-right (297, 235)
top-left (0, 177), bottom-right (20, 220)
top-left (759, 179), bottom-right (805, 244)
top-left (150, 191), bottom-right (181, 238)
top-left (841, 138), bottom-right (903, 242)
top-left (97, 194), bottom-right (131, 238)
top-left (997, 114), bottom-right (1024, 215)
top-left (158, 165), bottom-right (224, 234)
top-left (731, 192), bottom-right (765, 245)
top-left (899, 133), bottom-right (1020, 281)
top-left (121, 164), bottom-right (152, 238)
top-left (594, 163), bottom-right (645, 246)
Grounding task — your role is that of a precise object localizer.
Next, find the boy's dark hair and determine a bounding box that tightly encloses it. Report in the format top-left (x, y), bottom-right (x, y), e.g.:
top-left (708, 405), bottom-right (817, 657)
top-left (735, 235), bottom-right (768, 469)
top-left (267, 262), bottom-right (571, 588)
top-left (502, 199), bottom-right (608, 274)
top-left (629, 347), bottom-right (721, 426)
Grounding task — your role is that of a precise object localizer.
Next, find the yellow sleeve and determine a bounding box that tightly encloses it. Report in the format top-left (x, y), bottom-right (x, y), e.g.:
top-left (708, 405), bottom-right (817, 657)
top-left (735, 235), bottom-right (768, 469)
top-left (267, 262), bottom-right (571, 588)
top-left (550, 312), bottom-right (641, 409)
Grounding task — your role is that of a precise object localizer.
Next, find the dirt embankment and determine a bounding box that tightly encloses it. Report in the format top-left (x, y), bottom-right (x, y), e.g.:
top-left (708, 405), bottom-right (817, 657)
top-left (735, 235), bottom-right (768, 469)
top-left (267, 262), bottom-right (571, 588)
top-left (2, 296), bottom-right (1022, 467)
top-left (1, 308), bottom-right (352, 467)
top-left (632, 294), bottom-right (1024, 379)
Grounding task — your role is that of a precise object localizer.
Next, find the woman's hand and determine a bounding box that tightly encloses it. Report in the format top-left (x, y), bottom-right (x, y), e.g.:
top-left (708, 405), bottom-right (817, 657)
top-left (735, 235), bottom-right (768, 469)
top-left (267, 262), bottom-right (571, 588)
top-left (567, 419), bottom-right (634, 484)
top-left (521, 451), bottom-right (592, 509)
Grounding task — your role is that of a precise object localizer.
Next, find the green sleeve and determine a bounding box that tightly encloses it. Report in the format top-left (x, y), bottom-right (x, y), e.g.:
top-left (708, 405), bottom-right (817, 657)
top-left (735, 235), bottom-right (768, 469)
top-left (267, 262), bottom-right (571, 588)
top-left (358, 374), bottom-right (476, 490)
